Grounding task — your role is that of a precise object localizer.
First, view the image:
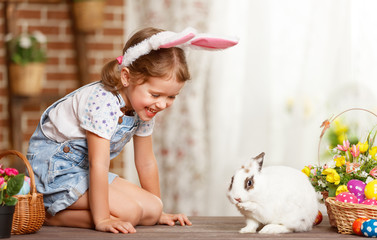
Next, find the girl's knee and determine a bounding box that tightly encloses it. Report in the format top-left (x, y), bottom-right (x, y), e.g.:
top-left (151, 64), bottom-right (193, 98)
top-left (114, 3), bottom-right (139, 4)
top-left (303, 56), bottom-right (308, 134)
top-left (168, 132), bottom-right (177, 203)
top-left (140, 195), bottom-right (163, 226)
top-left (113, 201), bottom-right (143, 226)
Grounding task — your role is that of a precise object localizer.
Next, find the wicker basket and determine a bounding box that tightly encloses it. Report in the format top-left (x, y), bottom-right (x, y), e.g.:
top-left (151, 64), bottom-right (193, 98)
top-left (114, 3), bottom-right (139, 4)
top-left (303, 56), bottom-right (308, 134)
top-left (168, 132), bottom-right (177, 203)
top-left (0, 150), bottom-right (45, 235)
top-left (73, 0), bottom-right (105, 32)
top-left (321, 191), bottom-right (337, 227)
top-left (326, 197), bottom-right (377, 234)
top-left (318, 108), bottom-right (377, 234)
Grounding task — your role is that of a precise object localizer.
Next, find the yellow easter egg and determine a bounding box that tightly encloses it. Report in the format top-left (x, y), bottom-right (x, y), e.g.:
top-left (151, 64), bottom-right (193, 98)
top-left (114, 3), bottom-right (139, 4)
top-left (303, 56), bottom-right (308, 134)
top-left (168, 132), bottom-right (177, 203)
top-left (365, 180), bottom-right (377, 200)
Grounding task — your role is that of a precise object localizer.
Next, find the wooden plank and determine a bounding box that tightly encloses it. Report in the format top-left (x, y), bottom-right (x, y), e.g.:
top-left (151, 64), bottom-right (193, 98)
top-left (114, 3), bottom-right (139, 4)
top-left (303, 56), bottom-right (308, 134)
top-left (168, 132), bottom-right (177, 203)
top-left (8, 216), bottom-right (363, 240)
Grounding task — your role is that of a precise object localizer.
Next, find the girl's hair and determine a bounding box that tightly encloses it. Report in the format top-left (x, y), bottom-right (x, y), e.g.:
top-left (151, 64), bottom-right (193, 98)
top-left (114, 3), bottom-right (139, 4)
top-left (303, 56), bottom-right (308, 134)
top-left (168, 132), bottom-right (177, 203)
top-left (101, 27), bottom-right (191, 94)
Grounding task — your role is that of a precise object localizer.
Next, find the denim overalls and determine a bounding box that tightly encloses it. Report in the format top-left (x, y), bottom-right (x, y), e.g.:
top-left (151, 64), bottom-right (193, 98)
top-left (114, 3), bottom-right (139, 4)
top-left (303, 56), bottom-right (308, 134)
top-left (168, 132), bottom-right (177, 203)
top-left (27, 81), bottom-right (140, 216)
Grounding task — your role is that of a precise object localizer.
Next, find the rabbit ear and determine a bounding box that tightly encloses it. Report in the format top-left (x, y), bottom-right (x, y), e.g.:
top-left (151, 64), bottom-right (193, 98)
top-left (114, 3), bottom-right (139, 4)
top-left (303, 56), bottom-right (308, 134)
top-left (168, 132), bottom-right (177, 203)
top-left (252, 152), bottom-right (265, 172)
top-left (189, 34), bottom-right (239, 50)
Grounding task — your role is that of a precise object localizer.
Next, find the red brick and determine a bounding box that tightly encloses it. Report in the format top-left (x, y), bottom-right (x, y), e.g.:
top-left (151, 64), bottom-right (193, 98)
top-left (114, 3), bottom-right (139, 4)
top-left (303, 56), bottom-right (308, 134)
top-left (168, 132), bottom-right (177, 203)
top-left (48, 41), bottom-right (75, 50)
top-left (46, 72), bottom-right (77, 81)
top-left (107, 0), bottom-right (123, 6)
top-left (17, 10), bottom-right (41, 19)
top-left (27, 119), bottom-right (39, 127)
top-left (103, 28), bottom-right (123, 36)
top-left (88, 42), bottom-right (114, 51)
top-left (47, 10), bottom-right (70, 20)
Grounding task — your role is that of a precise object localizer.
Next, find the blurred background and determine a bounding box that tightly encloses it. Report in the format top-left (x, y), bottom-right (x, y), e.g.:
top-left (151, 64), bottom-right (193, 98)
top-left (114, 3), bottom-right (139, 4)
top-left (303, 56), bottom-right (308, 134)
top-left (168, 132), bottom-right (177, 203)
top-left (2, 0), bottom-right (377, 216)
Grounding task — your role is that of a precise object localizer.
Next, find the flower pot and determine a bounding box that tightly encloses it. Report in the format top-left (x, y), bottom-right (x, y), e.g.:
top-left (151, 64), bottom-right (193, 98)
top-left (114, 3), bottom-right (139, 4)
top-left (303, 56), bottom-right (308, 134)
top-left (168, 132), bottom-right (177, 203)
top-left (73, 0), bottom-right (105, 32)
top-left (9, 63), bottom-right (45, 96)
top-left (0, 205), bottom-right (15, 238)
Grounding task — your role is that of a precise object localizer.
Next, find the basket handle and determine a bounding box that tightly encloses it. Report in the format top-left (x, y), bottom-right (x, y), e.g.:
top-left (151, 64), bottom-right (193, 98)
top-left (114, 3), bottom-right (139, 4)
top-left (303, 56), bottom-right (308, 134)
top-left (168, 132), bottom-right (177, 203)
top-left (318, 107), bottom-right (377, 165)
top-left (0, 150), bottom-right (39, 203)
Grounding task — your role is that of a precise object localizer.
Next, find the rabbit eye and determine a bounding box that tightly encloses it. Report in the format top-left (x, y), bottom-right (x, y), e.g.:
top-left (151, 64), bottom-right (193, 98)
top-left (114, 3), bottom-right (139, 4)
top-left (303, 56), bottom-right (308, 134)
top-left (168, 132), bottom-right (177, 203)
top-left (247, 180), bottom-right (252, 186)
top-left (244, 176), bottom-right (254, 190)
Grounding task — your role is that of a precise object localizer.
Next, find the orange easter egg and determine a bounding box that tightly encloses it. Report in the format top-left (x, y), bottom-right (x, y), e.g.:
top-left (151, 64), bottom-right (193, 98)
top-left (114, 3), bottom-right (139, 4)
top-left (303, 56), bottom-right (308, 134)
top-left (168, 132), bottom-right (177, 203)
top-left (353, 217), bottom-right (369, 236)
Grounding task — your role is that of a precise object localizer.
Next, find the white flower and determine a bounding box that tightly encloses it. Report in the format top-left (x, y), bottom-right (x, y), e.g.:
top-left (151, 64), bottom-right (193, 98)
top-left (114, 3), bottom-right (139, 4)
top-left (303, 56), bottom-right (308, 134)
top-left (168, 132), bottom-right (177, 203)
top-left (360, 171), bottom-right (368, 178)
top-left (33, 31), bottom-right (46, 44)
top-left (366, 176), bottom-right (374, 184)
top-left (327, 160), bottom-right (336, 169)
top-left (318, 180), bottom-right (326, 187)
top-left (19, 35), bottom-right (32, 48)
top-left (5, 33), bottom-right (13, 42)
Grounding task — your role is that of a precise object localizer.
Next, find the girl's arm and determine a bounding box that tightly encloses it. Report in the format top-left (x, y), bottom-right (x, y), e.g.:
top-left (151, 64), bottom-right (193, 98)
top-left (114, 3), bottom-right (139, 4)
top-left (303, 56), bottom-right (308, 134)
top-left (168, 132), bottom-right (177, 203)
top-left (133, 135), bottom-right (192, 226)
top-left (87, 131), bottom-right (136, 233)
top-left (133, 135), bottom-right (160, 197)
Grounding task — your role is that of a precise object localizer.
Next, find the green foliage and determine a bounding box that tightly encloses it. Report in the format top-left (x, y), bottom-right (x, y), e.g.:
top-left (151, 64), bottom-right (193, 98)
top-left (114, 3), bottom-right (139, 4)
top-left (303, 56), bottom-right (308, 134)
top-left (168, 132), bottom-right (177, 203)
top-left (5, 32), bottom-right (47, 65)
top-left (0, 173), bottom-right (24, 206)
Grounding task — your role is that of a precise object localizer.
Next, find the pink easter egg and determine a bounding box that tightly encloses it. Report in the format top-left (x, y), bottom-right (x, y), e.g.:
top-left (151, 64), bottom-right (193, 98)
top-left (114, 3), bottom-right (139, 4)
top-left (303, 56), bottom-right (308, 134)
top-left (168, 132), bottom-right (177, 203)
top-left (361, 199), bottom-right (377, 205)
top-left (336, 192), bottom-right (359, 204)
top-left (348, 179), bottom-right (366, 203)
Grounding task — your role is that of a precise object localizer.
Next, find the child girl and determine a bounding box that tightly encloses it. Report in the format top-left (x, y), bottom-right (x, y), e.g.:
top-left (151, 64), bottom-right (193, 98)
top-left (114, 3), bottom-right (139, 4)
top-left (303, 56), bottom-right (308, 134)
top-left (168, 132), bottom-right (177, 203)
top-left (27, 27), bottom-right (237, 234)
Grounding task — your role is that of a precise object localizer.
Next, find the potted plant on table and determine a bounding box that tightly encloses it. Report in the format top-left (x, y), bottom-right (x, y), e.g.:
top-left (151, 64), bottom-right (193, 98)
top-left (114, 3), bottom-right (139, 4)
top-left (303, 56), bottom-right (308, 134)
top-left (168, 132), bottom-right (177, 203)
top-left (5, 31), bottom-right (47, 96)
top-left (0, 165), bottom-right (24, 238)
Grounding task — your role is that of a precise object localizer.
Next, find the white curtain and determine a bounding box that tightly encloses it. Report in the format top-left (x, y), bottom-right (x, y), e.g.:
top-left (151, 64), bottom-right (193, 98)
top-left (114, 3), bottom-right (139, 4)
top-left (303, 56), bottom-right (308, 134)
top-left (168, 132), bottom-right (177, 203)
top-left (124, 0), bottom-right (377, 216)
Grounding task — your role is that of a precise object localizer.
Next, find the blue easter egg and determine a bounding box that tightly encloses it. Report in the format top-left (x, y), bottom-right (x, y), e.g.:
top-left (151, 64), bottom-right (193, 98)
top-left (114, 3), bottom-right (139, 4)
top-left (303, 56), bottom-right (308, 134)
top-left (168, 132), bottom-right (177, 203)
top-left (361, 219), bottom-right (377, 237)
top-left (16, 176), bottom-right (30, 195)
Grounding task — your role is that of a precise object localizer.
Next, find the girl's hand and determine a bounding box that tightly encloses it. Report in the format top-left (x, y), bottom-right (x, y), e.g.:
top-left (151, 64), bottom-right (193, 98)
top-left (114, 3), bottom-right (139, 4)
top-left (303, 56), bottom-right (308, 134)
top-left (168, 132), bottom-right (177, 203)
top-left (158, 212), bottom-right (192, 226)
top-left (95, 218), bottom-right (136, 234)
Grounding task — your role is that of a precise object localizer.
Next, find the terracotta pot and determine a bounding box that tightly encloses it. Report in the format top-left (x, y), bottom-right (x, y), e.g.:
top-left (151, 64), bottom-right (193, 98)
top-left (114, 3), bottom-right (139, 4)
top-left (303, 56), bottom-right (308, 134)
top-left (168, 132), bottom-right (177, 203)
top-left (73, 0), bottom-right (105, 32)
top-left (9, 63), bottom-right (45, 96)
top-left (0, 205), bottom-right (15, 238)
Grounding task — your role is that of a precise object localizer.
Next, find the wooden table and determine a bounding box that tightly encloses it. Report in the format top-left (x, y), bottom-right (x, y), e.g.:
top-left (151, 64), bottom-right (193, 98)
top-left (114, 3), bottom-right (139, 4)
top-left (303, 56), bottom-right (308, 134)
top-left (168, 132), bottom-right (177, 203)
top-left (9, 216), bottom-right (362, 240)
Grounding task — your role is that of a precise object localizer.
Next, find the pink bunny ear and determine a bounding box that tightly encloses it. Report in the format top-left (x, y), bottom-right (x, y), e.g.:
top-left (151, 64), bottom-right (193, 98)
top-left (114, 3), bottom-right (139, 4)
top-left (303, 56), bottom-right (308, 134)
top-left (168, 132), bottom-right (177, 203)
top-left (190, 35), bottom-right (239, 49)
top-left (159, 32), bottom-right (195, 48)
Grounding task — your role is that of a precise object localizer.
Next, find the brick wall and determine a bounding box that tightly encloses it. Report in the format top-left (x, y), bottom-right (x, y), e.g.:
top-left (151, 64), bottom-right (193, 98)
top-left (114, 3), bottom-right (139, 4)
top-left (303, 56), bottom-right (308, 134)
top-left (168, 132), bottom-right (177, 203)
top-left (0, 0), bottom-right (126, 174)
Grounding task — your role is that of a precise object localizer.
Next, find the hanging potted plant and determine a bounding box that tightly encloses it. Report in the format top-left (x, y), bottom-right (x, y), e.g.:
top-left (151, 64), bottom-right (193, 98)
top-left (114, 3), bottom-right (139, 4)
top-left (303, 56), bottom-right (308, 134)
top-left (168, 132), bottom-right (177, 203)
top-left (0, 165), bottom-right (24, 238)
top-left (72, 0), bottom-right (106, 33)
top-left (5, 31), bottom-right (47, 96)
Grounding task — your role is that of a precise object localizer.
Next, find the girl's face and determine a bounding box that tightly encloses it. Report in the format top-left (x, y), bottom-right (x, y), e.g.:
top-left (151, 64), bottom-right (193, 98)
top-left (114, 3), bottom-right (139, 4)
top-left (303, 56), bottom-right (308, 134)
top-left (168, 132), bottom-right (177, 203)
top-left (121, 70), bottom-right (185, 121)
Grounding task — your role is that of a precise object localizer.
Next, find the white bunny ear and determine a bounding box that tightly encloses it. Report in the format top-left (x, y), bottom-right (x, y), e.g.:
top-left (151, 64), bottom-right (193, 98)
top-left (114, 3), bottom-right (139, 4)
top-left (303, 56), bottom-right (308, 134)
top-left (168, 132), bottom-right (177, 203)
top-left (159, 27), bottom-right (196, 48)
top-left (122, 27), bottom-right (197, 67)
top-left (188, 33), bottom-right (239, 50)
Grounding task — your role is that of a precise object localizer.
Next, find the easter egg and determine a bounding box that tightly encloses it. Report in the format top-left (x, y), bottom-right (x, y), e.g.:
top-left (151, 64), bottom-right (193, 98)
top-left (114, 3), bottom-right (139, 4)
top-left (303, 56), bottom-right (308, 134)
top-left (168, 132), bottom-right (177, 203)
top-left (353, 218), bottom-right (369, 236)
top-left (313, 210), bottom-right (323, 226)
top-left (348, 179), bottom-right (366, 203)
top-left (335, 192), bottom-right (358, 203)
top-left (365, 180), bottom-right (377, 200)
top-left (362, 199), bottom-right (377, 206)
top-left (16, 176), bottom-right (30, 195)
top-left (361, 219), bottom-right (377, 237)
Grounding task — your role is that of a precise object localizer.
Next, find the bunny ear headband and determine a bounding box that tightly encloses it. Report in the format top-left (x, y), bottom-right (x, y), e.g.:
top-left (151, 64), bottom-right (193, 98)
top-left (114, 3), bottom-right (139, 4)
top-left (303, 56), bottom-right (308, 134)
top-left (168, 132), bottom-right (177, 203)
top-left (117, 27), bottom-right (239, 67)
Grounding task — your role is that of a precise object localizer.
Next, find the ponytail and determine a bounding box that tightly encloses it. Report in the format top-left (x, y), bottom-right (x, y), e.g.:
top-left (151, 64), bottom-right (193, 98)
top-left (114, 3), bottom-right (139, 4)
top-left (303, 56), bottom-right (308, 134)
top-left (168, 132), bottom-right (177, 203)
top-left (100, 59), bottom-right (123, 94)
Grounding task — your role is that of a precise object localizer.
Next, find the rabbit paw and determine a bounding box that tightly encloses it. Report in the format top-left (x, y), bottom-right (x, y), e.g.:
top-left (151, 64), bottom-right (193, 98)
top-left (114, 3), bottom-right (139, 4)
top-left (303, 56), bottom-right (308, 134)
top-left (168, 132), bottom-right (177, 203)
top-left (237, 202), bottom-right (257, 211)
top-left (239, 219), bottom-right (259, 233)
top-left (239, 226), bottom-right (257, 234)
top-left (259, 224), bottom-right (291, 234)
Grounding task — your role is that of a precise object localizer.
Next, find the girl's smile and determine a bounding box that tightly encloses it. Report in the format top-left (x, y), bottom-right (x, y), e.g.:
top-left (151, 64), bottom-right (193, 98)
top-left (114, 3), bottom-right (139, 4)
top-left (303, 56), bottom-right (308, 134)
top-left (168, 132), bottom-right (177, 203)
top-left (121, 74), bottom-right (185, 121)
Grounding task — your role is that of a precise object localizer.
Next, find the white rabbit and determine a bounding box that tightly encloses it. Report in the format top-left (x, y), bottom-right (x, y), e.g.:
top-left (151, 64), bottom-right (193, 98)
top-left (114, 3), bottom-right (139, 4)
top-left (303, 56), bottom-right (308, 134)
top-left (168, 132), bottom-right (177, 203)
top-left (227, 152), bottom-right (318, 234)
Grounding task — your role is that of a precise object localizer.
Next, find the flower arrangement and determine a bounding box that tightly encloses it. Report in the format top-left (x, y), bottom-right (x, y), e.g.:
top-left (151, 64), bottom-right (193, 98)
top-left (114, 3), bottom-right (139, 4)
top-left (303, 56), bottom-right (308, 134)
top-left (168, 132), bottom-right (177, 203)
top-left (0, 165), bottom-right (24, 206)
top-left (302, 128), bottom-right (377, 198)
top-left (5, 31), bottom-right (47, 65)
